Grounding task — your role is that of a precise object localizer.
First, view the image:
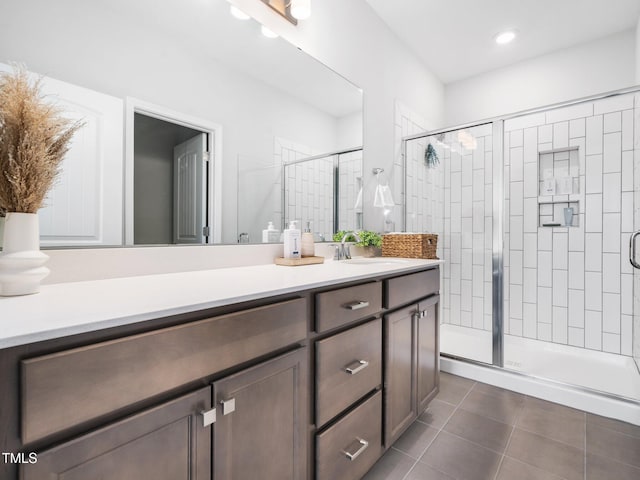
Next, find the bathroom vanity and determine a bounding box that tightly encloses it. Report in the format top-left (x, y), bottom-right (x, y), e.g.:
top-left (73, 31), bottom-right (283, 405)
top-left (0, 259), bottom-right (441, 479)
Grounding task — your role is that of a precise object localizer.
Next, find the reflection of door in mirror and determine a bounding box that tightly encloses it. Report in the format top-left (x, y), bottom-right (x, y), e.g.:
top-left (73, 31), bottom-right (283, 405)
top-left (173, 134), bottom-right (207, 244)
top-left (0, 63), bottom-right (125, 247)
top-left (132, 113), bottom-right (210, 245)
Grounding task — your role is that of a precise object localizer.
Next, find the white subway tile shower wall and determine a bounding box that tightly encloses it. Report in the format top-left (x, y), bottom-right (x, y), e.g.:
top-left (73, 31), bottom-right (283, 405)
top-left (278, 137), bottom-right (334, 240)
top-left (405, 124), bottom-right (493, 334)
top-left (395, 100), bottom-right (428, 234)
top-left (337, 150), bottom-right (363, 232)
top-left (504, 91), bottom-right (637, 357)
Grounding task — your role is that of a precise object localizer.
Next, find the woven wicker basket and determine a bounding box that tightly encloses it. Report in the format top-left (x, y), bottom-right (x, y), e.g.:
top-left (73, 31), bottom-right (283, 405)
top-left (382, 233), bottom-right (438, 259)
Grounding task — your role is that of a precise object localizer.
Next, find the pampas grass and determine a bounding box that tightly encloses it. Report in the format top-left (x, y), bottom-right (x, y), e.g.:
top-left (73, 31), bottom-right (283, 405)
top-left (0, 66), bottom-right (83, 213)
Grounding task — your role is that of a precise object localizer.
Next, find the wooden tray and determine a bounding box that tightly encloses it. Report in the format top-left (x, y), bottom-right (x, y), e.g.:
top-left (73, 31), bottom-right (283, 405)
top-left (275, 256), bottom-right (325, 266)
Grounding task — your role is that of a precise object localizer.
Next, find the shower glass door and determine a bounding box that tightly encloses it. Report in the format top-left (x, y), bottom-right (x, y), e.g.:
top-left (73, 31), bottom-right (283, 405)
top-left (405, 122), bottom-right (495, 364)
top-left (502, 91), bottom-right (640, 401)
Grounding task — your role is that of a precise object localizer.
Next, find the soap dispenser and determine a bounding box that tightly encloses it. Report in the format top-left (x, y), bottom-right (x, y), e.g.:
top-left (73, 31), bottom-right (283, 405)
top-left (262, 221), bottom-right (279, 243)
top-left (283, 220), bottom-right (301, 259)
top-left (301, 221), bottom-right (315, 257)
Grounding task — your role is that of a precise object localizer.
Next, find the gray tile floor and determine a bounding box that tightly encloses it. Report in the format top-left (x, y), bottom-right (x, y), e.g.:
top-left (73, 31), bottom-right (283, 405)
top-left (363, 373), bottom-right (640, 480)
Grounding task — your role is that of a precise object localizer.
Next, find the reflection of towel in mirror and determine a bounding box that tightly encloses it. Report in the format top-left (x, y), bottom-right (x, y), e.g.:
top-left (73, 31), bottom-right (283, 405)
top-left (374, 183), bottom-right (395, 208)
top-left (354, 187), bottom-right (363, 210)
top-left (381, 184), bottom-right (394, 206)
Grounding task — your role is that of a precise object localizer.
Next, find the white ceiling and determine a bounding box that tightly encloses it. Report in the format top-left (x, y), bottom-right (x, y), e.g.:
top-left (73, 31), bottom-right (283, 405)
top-left (365, 0), bottom-right (640, 84)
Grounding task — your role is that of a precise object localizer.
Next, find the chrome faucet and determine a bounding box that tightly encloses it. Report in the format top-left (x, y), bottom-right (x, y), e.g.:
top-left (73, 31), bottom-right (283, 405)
top-left (334, 231), bottom-right (361, 260)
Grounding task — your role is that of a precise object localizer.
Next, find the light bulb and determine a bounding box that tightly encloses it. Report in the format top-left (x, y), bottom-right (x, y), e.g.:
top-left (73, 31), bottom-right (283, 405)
top-left (261, 25), bottom-right (278, 38)
top-left (230, 5), bottom-right (250, 20)
top-left (290, 0), bottom-right (311, 20)
top-left (495, 30), bottom-right (516, 45)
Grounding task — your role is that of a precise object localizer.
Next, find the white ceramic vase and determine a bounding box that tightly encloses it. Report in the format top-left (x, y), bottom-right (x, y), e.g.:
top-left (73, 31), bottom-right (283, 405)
top-left (0, 212), bottom-right (49, 296)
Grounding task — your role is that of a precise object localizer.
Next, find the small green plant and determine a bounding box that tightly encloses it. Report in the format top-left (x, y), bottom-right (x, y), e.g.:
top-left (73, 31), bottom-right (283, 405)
top-left (333, 230), bottom-right (382, 248)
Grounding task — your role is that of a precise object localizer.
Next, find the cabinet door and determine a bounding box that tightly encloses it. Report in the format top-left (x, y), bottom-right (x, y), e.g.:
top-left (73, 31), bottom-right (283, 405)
top-left (384, 304), bottom-right (417, 447)
top-left (417, 296), bottom-right (439, 413)
top-left (213, 348), bottom-right (307, 480)
top-left (21, 387), bottom-right (211, 480)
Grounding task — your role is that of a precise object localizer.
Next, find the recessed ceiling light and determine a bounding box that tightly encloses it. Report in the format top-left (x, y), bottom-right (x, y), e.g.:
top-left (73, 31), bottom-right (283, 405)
top-left (495, 30), bottom-right (516, 45)
top-left (230, 5), bottom-right (250, 20)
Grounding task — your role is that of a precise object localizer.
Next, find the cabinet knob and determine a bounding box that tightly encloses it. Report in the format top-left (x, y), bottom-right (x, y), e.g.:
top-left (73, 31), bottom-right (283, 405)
top-left (345, 359), bottom-right (369, 375)
top-left (343, 438), bottom-right (369, 461)
top-left (220, 398), bottom-right (236, 416)
top-left (343, 300), bottom-right (370, 310)
top-left (201, 408), bottom-right (217, 427)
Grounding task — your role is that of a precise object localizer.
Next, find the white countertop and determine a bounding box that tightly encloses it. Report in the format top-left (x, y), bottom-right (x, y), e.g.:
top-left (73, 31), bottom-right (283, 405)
top-left (0, 258), bottom-right (441, 349)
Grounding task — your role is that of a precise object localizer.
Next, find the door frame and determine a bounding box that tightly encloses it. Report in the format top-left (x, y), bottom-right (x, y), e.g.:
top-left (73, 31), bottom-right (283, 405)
top-left (124, 97), bottom-right (223, 245)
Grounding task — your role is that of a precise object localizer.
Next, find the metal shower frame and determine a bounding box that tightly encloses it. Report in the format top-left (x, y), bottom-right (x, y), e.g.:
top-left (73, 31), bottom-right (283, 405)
top-left (400, 84), bottom-right (640, 371)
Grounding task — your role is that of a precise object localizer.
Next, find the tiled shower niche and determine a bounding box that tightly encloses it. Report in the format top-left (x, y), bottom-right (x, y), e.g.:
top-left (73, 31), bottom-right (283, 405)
top-left (537, 146), bottom-right (581, 227)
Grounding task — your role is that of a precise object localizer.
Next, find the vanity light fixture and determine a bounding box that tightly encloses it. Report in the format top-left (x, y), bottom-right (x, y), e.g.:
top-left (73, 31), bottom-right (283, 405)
top-left (494, 30), bottom-right (516, 45)
top-left (258, 0), bottom-right (310, 25)
top-left (261, 25), bottom-right (279, 38)
top-left (230, 5), bottom-right (251, 20)
top-left (290, 0), bottom-right (311, 20)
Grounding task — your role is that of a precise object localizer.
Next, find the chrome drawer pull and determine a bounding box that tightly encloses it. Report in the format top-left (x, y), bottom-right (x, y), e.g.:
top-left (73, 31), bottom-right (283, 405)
top-left (201, 408), bottom-right (217, 427)
top-left (343, 300), bottom-right (370, 310)
top-left (345, 360), bottom-right (369, 375)
top-left (220, 398), bottom-right (236, 416)
top-left (343, 438), bottom-right (369, 461)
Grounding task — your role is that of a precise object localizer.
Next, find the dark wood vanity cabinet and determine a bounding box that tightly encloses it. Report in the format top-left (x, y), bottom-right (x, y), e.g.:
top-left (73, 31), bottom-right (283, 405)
top-left (417, 296), bottom-right (439, 413)
top-left (212, 348), bottom-right (307, 480)
top-left (384, 303), bottom-right (417, 445)
top-left (313, 266), bottom-right (440, 480)
top-left (21, 348), bottom-right (307, 480)
top-left (11, 297), bottom-right (308, 480)
top-left (21, 387), bottom-right (212, 480)
top-left (384, 271), bottom-right (440, 447)
top-left (1, 265), bottom-right (440, 480)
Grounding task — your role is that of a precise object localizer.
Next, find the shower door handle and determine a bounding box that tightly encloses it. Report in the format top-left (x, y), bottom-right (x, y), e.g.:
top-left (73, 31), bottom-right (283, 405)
top-left (630, 231), bottom-right (640, 269)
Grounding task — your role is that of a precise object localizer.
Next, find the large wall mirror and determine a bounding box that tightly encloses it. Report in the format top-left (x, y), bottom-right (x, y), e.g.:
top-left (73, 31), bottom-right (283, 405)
top-left (0, 0), bottom-right (363, 247)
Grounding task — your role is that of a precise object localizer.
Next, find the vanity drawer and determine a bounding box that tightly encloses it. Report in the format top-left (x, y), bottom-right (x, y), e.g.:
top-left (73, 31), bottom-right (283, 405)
top-left (316, 391), bottom-right (382, 480)
top-left (315, 282), bottom-right (382, 332)
top-left (316, 318), bottom-right (382, 426)
top-left (21, 298), bottom-right (307, 444)
top-left (385, 268), bottom-right (439, 309)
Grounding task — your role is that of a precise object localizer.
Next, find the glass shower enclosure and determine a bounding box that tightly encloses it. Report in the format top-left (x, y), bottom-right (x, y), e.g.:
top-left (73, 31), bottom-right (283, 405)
top-left (237, 147), bottom-right (363, 243)
top-left (404, 123), bottom-right (497, 365)
top-left (403, 88), bottom-right (640, 404)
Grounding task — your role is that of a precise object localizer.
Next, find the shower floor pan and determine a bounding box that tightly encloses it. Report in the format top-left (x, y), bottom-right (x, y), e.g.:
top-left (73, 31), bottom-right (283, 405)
top-left (440, 324), bottom-right (640, 402)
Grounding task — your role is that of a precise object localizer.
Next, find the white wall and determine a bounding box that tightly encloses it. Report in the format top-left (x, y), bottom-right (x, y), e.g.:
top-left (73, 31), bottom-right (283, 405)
top-left (230, 0), bottom-right (445, 231)
top-left (445, 30), bottom-right (637, 126)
